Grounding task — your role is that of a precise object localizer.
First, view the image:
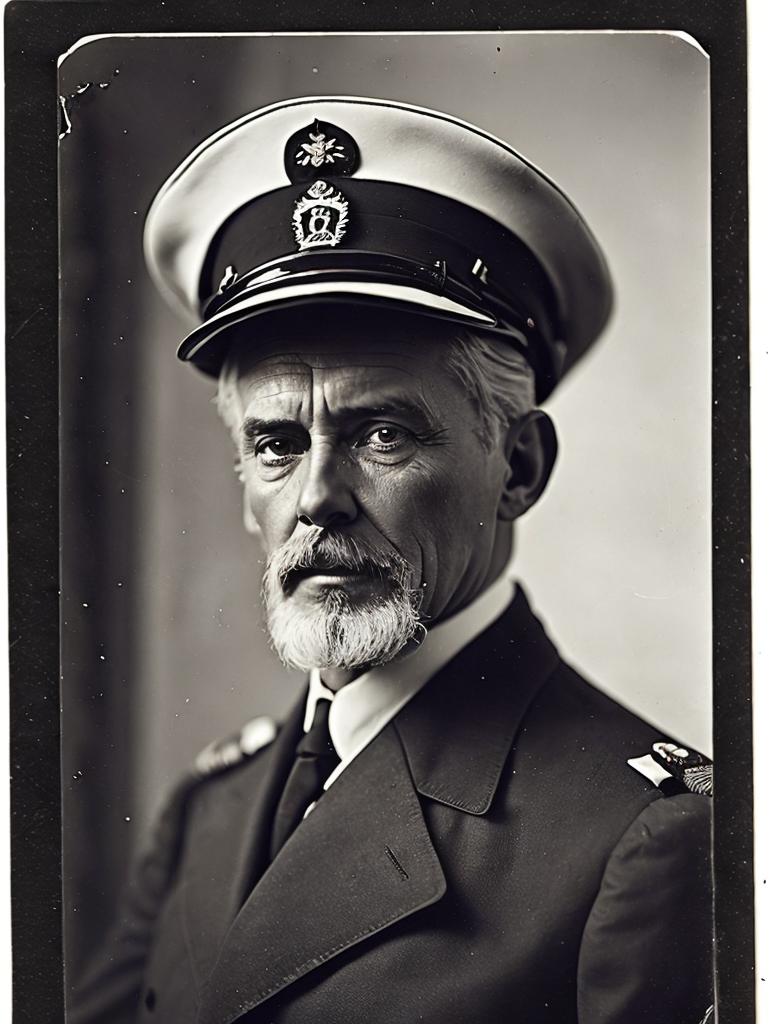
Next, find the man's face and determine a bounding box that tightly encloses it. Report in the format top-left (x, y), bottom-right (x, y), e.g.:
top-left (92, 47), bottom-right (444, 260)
top-left (233, 317), bottom-right (514, 670)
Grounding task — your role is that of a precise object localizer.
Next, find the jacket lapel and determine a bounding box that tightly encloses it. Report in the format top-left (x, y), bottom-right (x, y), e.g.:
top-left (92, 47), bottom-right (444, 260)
top-left (396, 586), bottom-right (560, 813)
top-left (180, 696), bottom-right (305, 983)
top-left (196, 724), bottom-right (446, 1024)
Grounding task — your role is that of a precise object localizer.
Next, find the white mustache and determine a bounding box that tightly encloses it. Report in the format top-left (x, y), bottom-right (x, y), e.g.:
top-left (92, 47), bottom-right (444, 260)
top-left (267, 525), bottom-right (414, 594)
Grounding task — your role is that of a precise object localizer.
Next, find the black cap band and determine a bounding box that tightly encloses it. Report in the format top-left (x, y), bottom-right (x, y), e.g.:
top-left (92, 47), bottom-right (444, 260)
top-left (194, 180), bottom-right (562, 396)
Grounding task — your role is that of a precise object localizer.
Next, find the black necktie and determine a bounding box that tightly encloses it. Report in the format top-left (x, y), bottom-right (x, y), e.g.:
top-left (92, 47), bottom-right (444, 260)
top-left (270, 697), bottom-right (340, 859)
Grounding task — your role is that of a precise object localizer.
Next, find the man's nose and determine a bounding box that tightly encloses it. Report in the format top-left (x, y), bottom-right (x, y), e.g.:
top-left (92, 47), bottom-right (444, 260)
top-left (295, 444), bottom-right (357, 528)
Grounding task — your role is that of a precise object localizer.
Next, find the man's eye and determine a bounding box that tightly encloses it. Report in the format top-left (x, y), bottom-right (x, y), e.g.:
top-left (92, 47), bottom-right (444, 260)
top-left (254, 437), bottom-right (303, 465)
top-left (360, 426), bottom-right (409, 452)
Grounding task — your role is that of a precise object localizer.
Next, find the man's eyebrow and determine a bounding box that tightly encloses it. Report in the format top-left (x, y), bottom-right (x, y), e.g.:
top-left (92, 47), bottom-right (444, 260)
top-left (332, 400), bottom-right (437, 430)
top-left (242, 403), bottom-right (439, 437)
top-left (241, 417), bottom-right (304, 441)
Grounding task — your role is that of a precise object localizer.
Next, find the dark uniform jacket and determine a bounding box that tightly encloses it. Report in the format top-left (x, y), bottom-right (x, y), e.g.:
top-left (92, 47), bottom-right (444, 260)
top-left (70, 589), bottom-right (713, 1024)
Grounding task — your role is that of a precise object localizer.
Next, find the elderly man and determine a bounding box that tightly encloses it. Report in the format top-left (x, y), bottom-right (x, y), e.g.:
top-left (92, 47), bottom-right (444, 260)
top-left (71, 97), bottom-right (713, 1024)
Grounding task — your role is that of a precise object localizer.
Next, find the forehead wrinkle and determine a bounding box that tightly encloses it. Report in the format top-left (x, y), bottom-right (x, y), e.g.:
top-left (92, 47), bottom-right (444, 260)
top-left (322, 363), bottom-right (424, 385)
top-left (238, 360), bottom-right (312, 415)
top-left (240, 341), bottom-right (434, 375)
top-left (313, 366), bottom-right (441, 424)
top-left (235, 343), bottom-right (460, 428)
top-left (240, 361), bottom-right (311, 388)
top-left (262, 357), bottom-right (425, 384)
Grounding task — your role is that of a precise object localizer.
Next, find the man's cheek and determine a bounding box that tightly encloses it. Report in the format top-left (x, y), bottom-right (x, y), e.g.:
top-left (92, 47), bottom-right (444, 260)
top-left (248, 493), bottom-right (296, 549)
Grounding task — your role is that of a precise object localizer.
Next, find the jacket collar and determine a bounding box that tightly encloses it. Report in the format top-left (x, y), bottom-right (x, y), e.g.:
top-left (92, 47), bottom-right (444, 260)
top-left (312, 571), bottom-right (515, 771)
top-left (395, 585), bottom-right (560, 814)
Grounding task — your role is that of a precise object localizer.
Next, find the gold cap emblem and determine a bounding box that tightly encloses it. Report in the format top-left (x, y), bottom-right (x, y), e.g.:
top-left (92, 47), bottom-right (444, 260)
top-left (292, 180), bottom-right (350, 251)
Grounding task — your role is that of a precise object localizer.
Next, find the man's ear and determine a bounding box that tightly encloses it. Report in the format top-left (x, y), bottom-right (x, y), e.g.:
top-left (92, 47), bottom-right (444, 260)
top-left (497, 410), bottom-right (558, 522)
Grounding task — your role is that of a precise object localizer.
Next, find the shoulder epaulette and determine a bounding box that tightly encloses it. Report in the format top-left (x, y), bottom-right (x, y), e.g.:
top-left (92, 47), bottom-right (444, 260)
top-left (192, 715), bottom-right (278, 778)
top-left (628, 740), bottom-right (713, 797)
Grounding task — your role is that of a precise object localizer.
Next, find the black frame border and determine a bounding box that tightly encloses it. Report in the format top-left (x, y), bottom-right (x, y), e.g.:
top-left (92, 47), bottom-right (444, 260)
top-left (5, 2), bottom-right (750, 1020)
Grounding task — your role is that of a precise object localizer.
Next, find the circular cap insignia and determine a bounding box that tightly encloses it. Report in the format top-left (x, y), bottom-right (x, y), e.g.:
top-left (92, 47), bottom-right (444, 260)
top-left (284, 119), bottom-right (360, 182)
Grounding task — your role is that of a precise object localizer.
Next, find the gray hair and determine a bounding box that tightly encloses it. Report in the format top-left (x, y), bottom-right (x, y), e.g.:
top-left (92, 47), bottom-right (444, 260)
top-left (442, 330), bottom-right (535, 448)
top-left (216, 325), bottom-right (535, 452)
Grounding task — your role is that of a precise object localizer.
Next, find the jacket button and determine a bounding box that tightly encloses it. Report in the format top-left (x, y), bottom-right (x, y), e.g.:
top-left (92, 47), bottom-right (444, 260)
top-left (144, 988), bottom-right (156, 1011)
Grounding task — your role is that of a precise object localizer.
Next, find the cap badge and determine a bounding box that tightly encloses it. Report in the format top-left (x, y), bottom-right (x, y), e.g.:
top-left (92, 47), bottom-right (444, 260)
top-left (297, 132), bottom-right (345, 169)
top-left (292, 180), bottom-right (349, 251)
top-left (284, 120), bottom-right (360, 182)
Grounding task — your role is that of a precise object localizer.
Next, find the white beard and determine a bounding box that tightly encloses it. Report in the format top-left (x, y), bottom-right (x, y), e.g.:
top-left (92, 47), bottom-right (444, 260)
top-left (262, 527), bottom-right (423, 672)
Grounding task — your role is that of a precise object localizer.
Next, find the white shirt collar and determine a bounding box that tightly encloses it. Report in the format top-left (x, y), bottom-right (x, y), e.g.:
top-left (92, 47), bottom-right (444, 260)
top-left (304, 573), bottom-right (516, 791)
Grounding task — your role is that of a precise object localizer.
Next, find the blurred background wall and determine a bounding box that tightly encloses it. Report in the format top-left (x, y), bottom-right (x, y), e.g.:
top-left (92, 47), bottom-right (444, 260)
top-left (59, 31), bottom-right (710, 985)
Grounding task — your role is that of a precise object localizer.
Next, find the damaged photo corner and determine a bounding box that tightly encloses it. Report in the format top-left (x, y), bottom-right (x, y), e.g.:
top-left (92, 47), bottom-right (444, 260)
top-left (57, 31), bottom-right (714, 1023)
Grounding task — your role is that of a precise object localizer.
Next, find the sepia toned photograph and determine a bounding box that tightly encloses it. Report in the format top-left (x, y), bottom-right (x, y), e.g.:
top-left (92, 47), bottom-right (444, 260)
top-left (57, 31), bottom-right (714, 1023)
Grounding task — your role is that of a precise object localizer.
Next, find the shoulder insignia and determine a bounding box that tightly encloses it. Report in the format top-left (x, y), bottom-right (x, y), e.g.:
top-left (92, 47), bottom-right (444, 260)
top-left (628, 740), bottom-right (712, 797)
top-left (193, 715), bottom-right (277, 778)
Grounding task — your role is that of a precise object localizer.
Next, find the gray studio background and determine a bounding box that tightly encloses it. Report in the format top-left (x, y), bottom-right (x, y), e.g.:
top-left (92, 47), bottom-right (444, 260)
top-left (59, 32), bottom-right (710, 979)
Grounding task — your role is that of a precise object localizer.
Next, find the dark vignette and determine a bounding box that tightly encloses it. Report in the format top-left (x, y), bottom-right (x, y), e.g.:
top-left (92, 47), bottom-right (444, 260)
top-left (4, 1), bottom-right (749, 1021)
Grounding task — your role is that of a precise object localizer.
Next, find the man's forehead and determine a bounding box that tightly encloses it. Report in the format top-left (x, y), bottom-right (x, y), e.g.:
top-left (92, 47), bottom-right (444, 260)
top-left (232, 333), bottom-right (461, 421)
top-left (233, 330), bottom-right (445, 385)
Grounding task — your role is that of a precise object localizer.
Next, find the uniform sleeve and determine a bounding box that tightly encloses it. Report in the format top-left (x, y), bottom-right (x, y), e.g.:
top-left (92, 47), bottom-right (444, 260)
top-left (67, 780), bottom-right (193, 1024)
top-left (577, 792), bottom-right (714, 1024)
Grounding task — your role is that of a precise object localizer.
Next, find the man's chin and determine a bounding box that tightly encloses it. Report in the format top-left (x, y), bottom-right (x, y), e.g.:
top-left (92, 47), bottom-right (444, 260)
top-left (265, 588), bottom-right (422, 673)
